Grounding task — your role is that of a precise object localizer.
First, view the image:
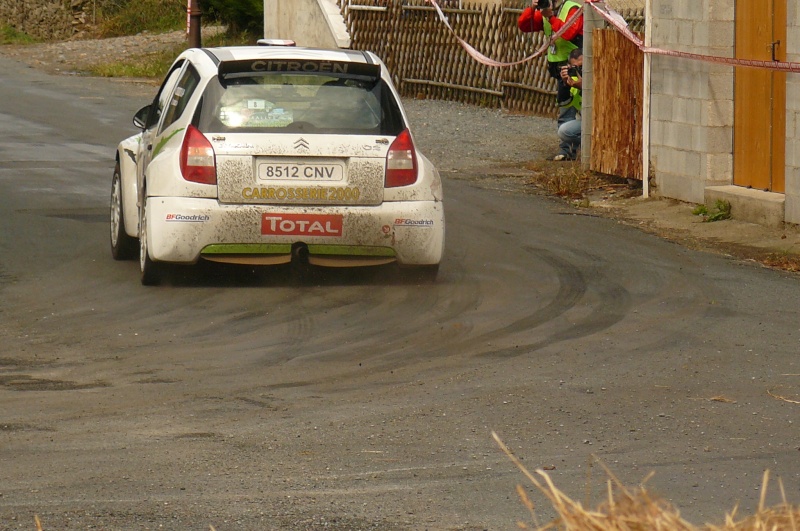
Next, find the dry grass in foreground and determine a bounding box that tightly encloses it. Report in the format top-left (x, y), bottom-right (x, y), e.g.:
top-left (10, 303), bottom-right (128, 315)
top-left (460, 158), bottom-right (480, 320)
top-left (493, 432), bottom-right (800, 530)
top-left (523, 160), bottom-right (610, 199)
top-left (761, 252), bottom-right (800, 273)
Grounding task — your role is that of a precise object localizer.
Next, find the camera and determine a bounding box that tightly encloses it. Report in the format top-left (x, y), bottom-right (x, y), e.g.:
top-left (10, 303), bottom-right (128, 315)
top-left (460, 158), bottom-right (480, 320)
top-left (534, 0), bottom-right (551, 10)
top-left (567, 66), bottom-right (581, 78)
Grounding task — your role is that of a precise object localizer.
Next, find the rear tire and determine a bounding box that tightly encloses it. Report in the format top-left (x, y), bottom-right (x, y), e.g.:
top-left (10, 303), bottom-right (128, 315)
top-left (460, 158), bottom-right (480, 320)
top-left (110, 162), bottom-right (137, 261)
top-left (139, 193), bottom-right (163, 286)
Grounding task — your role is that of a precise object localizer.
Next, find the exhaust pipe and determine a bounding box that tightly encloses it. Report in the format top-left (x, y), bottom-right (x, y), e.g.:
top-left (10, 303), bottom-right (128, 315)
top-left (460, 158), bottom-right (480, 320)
top-left (291, 242), bottom-right (309, 264)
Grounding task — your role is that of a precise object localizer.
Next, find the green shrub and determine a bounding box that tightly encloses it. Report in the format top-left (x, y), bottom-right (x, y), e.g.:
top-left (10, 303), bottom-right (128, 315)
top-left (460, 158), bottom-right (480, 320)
top-left (692, 200), bottom-right (731, 222)
top-left (706, 199), bottom-right (732, 221)
top-left (199, 0), bottom-right (263, 35)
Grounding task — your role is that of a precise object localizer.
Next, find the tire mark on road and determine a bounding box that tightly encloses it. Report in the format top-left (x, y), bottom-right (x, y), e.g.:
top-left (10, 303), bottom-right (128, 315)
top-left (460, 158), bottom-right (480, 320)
top-left (478, 246), bottom-right (631, 358)
top-left (476, 247), bottom-right (586, 343)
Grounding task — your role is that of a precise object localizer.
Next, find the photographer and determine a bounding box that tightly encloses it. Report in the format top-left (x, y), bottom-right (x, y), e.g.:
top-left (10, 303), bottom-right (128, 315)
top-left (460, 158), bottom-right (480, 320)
top-left (554, 48), bottom-right (583, 161)
top-left (517, 0), bottom-right (584, 159)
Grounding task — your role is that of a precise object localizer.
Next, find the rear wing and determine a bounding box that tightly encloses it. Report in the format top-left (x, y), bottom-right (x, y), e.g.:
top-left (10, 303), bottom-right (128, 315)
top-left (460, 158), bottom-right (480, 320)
top-left (218, 59), bottom-right (382, 84)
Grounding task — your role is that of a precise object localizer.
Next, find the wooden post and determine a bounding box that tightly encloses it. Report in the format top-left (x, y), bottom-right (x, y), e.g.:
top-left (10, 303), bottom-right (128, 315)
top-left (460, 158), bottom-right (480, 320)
top-left (187, 0), bottom-right (202, 49)
top-left (642, 0), bottom-right (652, 198)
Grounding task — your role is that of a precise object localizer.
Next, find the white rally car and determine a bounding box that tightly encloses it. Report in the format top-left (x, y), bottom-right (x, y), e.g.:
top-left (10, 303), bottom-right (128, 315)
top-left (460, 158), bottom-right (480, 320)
top-left (110, 41), bottom-right (444, 285)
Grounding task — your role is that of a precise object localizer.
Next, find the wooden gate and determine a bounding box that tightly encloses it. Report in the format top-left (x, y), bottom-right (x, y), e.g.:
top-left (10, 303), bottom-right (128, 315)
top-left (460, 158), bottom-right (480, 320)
top-left (591, 29), bottom-right (644, 180)
top-left (733, 0), bottom-right (786, 193)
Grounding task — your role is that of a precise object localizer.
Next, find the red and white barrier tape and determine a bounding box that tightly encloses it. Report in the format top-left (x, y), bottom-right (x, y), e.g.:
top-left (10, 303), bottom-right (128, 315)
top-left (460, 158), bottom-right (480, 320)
top-left (426, 0), bottom-right (584, 67)
top-left (585, 0), bottom-right (800, 73)
top-left (427, 0), bottom-right (800, 73)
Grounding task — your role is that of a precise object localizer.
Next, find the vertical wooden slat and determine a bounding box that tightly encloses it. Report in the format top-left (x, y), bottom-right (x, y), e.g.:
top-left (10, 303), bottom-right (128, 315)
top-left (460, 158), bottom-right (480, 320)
top-left (591, 29), bottom-right (644, 180)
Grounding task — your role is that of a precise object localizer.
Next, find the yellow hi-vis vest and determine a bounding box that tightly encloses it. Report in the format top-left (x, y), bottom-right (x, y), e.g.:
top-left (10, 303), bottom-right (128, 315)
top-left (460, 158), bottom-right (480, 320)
top-left (567, 84), bottom-right (582, 112)
top-left (543, 0), bottom-right (581, 64)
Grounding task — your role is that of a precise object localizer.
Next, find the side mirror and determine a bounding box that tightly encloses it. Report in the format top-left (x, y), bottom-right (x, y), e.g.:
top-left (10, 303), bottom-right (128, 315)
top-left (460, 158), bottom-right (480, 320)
top-left (133, 105), bottom-right (151, 129)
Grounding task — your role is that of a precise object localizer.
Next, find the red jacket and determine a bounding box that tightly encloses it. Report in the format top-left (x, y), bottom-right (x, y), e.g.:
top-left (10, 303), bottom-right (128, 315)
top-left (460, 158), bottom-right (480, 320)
top-left (517, 5), bottom-right (583, 43)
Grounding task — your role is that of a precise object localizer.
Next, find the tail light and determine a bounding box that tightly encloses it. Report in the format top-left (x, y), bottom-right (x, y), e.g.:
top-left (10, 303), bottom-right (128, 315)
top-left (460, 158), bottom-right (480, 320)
top-left (385, 128), bottom-right (418, 188)
top-left (180, 125), bottom-right (217, 185)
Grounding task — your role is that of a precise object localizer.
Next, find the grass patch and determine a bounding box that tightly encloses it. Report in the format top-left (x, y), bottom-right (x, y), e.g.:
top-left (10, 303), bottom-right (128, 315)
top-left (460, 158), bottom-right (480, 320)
top-left (87, 28), bottom-right (252, 79)
top-left (96, 0), bottom-right (188, 37)
top-left (88, 44), bottom-right (186, 78)
top-left (202, 29), bottom-right (261, 47)
top-left (0, 24), bottom-right (38, 45)
top-left (524, 160), bottom-right (606, 198)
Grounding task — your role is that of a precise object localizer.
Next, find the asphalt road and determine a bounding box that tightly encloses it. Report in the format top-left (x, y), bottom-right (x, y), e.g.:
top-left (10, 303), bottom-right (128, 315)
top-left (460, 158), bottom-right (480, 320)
top-left (1, 57), bottom-right (799, 530)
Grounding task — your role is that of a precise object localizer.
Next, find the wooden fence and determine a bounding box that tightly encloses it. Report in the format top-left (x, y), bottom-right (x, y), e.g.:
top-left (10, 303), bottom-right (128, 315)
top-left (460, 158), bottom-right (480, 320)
top-left (339, 0), bottom-right (644, 117)
top-left (339, 0), bottom-right (558, 115)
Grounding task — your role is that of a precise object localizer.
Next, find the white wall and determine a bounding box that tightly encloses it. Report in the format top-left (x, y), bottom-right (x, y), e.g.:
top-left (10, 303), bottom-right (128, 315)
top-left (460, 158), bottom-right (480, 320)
top-left (263, 0), bottom-right (350, 49)
top-left (786, 0), bottom-right (800, 224)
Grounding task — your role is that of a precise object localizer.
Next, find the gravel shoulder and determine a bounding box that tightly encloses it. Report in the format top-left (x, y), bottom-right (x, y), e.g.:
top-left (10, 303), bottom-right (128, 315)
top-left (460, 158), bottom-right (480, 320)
top-left (2, 31), bottom-right (799, 272)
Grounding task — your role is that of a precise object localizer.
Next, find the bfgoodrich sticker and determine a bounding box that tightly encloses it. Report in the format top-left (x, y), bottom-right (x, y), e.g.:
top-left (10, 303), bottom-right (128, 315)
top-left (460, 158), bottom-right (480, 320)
top-left (166, 214), bottom-right (210, 222)
top-left (394, 218), bottom-right (433, 227)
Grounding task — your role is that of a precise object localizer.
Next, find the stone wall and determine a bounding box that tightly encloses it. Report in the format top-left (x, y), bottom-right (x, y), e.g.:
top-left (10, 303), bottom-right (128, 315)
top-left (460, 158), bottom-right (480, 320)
top-left (0, 0), bottom-right (93, 41)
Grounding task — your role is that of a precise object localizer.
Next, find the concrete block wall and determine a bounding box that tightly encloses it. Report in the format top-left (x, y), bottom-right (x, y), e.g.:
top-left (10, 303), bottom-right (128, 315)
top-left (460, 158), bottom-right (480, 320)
top-left (786, 1), bottom-right (800, 224)
top-left (648, 0), bottom-right (735, 204)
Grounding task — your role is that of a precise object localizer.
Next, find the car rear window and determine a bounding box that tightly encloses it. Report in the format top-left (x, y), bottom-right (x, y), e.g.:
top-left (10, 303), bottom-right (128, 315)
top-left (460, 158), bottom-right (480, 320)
top-left (197, 73), bottom-right (406, 136)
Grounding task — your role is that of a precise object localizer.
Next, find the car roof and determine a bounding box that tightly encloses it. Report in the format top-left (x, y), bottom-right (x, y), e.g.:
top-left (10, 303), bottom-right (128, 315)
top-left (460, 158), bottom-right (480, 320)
top-left (205, 46), bottom-right (378, 64)
top-left (178, 46), bottom-right (387, 82)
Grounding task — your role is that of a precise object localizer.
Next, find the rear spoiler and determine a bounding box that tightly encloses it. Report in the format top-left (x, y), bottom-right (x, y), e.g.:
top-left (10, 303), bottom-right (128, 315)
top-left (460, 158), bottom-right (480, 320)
top-left (218, 59), bottom-right (381, 83)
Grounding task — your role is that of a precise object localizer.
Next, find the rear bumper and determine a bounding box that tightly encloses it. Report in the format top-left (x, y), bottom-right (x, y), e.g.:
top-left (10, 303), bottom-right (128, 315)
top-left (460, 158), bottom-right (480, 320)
top-left (146, 197), bottom-right (444, 266)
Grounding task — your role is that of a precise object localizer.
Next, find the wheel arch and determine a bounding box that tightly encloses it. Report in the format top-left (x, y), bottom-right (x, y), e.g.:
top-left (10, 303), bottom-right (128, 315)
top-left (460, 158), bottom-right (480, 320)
top-left (116, 141), bottom-right (140, 238)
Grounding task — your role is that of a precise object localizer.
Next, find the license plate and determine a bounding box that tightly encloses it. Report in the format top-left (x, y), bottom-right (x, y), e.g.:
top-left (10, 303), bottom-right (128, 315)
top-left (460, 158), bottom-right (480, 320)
top-left (257, 161), bottom-right (344, 182)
